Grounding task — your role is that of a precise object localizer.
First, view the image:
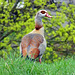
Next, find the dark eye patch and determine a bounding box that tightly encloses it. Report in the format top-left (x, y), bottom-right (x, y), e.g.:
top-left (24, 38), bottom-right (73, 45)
top-left (41, 11), bottom-right (46, 14)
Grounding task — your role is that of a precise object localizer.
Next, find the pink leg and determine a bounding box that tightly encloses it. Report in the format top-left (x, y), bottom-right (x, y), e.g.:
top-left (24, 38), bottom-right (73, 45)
top-left (39, 58), bottom-right (41, 64)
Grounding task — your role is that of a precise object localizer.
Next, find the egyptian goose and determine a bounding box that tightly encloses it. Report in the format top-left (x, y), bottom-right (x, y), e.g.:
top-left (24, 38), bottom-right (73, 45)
top-left (20, 10), bottom-right (52, 63)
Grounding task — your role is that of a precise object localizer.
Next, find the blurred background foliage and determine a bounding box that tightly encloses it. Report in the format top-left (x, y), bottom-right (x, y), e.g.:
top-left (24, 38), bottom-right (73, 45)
top-left (0, 0), bottom-right (75, 63)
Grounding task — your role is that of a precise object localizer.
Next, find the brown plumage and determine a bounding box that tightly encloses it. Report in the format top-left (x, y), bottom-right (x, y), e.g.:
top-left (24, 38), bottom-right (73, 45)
top-left (20, 10), bottom-right (52, 63)
top-left (21, 34), bottom-right (44, 59)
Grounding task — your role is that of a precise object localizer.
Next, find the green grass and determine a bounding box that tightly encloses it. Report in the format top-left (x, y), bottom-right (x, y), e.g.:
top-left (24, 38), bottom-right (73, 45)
top-left (0, 54), bottom-right (75, 75)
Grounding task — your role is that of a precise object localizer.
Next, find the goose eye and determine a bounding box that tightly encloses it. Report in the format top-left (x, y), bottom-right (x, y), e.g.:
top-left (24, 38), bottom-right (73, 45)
top-left (41, 11), bottom-right (46, 14)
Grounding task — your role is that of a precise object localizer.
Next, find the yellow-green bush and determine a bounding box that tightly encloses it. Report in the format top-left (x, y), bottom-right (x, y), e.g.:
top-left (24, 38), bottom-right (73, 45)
top-left (0, 1), bottom-right (75, 63)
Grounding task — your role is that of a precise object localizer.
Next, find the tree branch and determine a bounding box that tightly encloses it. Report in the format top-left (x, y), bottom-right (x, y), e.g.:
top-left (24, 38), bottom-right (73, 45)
top-left (50, 35), bottom-right (59, 40)
top-left (0, 30), bottom-right (14, 41)
top-left (11, 0), bottom-right (21, 12)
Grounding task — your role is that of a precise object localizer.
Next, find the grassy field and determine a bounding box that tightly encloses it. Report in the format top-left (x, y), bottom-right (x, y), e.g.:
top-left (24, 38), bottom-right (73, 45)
top-left (0, 54), bottom-right (75, 75)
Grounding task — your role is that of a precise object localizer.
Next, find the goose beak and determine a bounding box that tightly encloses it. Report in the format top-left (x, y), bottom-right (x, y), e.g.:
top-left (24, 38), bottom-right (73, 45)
top-left (45, 13), bottom-right (52, 18)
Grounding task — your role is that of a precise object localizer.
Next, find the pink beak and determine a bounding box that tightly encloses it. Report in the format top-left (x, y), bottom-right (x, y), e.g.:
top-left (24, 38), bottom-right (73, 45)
top-left (45, 13), bottom-right (52, 18)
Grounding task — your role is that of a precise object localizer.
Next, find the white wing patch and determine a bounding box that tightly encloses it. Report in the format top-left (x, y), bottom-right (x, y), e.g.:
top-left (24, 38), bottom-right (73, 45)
top-left (39, 38), bottom-right (46, 55)
top-left (20, 43), bottom-right (22, 54)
